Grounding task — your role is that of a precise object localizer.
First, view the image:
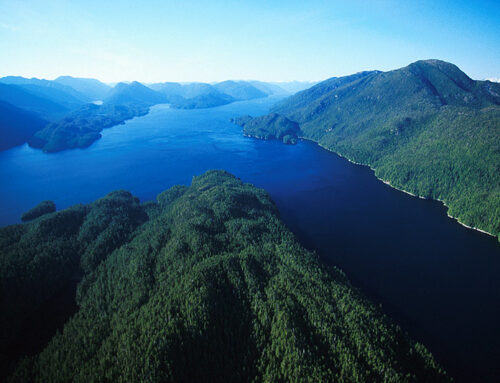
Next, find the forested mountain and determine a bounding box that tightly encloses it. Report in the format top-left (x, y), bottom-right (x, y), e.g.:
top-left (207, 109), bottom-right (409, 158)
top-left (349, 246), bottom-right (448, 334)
top-left (0, 76), bottom-right (90, 104)
top-left (234, 60), bottom-right (500, 239)
top-left (269, 80), bottom-right (319, 94)
top-left (149, 82), bottom-right (235, 109)
top-left (173, 93), bottom-right (235, 109)
top-left (213, 80), bottom-right (268, 100)
top-left (248, 80), bottom-right (289, 95)
top-left (0, 101), bottom-right (47, 150)
top-left (54, 76), bottom-right (111, 100)
top-left (0, 77), bottom-right (99, 150)
top-left (0, 83), bottom-right (69, 120)
top-left (147, 81), bottom-right (185, 102)
top-left (105, 81), bottom-right (168, 106)
top-left (5, 83), bottom-right (89, 110)
top-left (28, 103), bottom-right (149, 152)
top-left (8, 79), bottom-right (165, 152)
top-left (149, 80), bottom-right (312, 106)
top-left (1, 171), bottom-right (448, 382)
top-left (28, 81), bottom-right (168, 152)
top-left (176, 82), bottom-right (220, 99)
top-left (150, 80), bottom-right (276, 109)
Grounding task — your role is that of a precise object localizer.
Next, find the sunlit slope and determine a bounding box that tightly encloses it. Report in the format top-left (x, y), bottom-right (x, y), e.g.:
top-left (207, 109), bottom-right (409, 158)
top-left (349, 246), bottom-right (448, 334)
top-left (237, 60), bottom-right (500, 239)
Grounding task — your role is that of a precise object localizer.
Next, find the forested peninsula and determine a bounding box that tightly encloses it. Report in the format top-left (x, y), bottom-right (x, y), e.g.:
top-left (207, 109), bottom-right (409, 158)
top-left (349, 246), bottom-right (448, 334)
top-left (233, 60), bottom-right (500, 240)
top-left (0, 171), bottom-right (448, 382)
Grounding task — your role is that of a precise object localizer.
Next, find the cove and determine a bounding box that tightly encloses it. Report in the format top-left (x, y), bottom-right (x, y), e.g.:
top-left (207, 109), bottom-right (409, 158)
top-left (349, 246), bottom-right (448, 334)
top-left (0, 96), bottom-right (499, 382)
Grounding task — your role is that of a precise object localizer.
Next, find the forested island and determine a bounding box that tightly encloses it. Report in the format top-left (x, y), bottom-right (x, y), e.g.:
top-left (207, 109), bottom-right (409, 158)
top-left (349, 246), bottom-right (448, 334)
top-left (0, 170), bottom-right (448, 382)
top-left (233, 60), bottom-right (500, 240)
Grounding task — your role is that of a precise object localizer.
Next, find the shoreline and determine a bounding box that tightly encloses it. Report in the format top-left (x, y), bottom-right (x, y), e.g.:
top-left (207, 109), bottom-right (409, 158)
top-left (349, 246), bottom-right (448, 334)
top-left (304, 138), bottom-right (497, 239)
top-left (240, 132), bottom-right (496, 239)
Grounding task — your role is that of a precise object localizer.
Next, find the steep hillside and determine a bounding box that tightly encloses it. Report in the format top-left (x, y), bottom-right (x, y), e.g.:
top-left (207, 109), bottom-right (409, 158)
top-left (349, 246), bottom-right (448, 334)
top-left (29, 103), bottom-right (149, 152)
top-left (6, 84), bottom-right (89, 110)
top-left (2, 171), bottom-right (448, 382)
top-left (270, 80), bottom-right (318, 94)
top-left (149, 82), bottom-right (235, 108)
top-left (233, 60), bottom-right (500, 239)
top-left (148, 81), bottom-right (185, 101)
top-left (24, 81), bottom-right (169, 152)
top-left (150, 80), bottom-right (276, 108)
top-left (213, 80), bottom-right (268, 100)
top-left (54, 76), bottom-right (111, 100)
top-left (0, 76), bottom-right (90, 105)
top-left (248, 80), bottom-right (290, 95)
top-left (174, 93), bottom-right (235, 109)
top-left (105, 81), bottom-right (167, 106)
top-left (0, 83), bottom-right (69, 120)
top-left (0, 101), bottom-right (47, 150)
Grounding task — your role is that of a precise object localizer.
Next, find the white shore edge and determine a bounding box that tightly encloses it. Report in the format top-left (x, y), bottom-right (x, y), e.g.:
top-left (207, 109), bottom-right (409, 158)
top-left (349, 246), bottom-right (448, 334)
top-left (309, 139), bottom-right (497, 239)
top-left (241, 131), bottom-right (496, 239)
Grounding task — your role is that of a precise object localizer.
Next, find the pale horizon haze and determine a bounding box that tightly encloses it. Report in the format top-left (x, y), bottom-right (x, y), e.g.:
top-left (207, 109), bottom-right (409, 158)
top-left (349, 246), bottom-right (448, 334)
top-left (0, 0), bottom-right (499, 83)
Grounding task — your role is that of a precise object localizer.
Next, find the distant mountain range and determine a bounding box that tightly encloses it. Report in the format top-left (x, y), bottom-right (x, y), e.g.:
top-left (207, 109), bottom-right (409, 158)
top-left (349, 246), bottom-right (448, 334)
top-left (233, 59), bottom-right (500, 240)
top-left (147, 79), bottom-right (313, 109)
top-left (148, 82), bottom-right (232, 108)
top-left (0, 76), bottom-right (311, 152)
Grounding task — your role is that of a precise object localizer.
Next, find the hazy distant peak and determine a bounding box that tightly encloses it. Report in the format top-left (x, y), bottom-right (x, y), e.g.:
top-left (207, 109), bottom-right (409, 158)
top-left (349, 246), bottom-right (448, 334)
top-left (1, 75), bottom-right (74, 90)
top-left (130, 81), bottom-right (145, 86)
top-left (268, 81), bottom-right (319, 94)
top-left (105, 80), bottom-right (167, 106)
top-left (56, 75), bottom-right (97, 81)
top-left (213, 80), bottom-right (267, 100)
top-left (0, 75), bottom-right (44, 84)
top-left (54, 76), bottom-right (111, 100)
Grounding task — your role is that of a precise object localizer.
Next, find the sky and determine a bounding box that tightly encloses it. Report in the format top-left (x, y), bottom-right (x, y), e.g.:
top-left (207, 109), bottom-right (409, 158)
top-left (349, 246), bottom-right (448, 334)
top-left (0, 0), bottom-right (499, 83)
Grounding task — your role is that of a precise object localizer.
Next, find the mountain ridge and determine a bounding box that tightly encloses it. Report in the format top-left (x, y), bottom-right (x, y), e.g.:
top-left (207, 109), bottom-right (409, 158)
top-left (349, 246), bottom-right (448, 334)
top-left (54, 76), bottom-right (111, 100)
top-left (105, 81), bottom-right (168, 106)
top-left (233, 59), bottom-right (500, 239)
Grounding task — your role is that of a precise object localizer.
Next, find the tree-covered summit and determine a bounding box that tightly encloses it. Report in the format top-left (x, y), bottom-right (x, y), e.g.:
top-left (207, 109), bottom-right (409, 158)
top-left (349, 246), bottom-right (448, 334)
top-left (1, 170), bottom-right (448, 382)
top-left (234, 59), bottom-right (500, 239)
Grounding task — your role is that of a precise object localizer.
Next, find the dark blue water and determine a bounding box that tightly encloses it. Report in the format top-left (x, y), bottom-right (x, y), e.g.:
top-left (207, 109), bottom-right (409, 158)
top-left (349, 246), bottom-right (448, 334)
top-left (1, 97), bottom-right (499, 382)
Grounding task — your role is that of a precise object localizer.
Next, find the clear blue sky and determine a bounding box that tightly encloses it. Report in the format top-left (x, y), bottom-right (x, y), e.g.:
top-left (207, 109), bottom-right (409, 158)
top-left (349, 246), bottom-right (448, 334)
top-left (0, 0), bottom-right (498, 83)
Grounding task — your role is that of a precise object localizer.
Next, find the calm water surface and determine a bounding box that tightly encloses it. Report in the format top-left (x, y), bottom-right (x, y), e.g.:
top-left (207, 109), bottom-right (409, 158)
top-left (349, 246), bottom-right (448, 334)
top-left (1, 97), bottom-right (499, 382)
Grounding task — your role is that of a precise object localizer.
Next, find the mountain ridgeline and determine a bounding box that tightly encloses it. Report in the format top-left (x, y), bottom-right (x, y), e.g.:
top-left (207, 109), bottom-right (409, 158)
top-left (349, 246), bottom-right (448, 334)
top-left (149, 80), bottom-right (272, 109)
top-left (233, 60), bottom-right (500, 239)
top-left (0, 171), bottom-right (448, 382)
top-left (54, 76), bottom-right (112, 100)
